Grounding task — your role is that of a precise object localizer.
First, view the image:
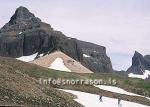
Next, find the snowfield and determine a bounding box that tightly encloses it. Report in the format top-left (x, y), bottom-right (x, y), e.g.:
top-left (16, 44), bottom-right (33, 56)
top-left (48, 58), bottom-right (71, 72)
top-left (16, 53), bottom-right (38, 62)
top-left (62, 89), bottom-right (149, 107)
top-left (128, 70), bottom-right (150, 79)
top-left (95, 85), bottom-right (139, 96)
top-left (95, 85), bottom-right (150, 100)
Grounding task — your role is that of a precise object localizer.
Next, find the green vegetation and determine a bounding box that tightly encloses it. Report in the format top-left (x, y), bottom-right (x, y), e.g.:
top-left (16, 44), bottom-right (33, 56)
top-left (0, 56), bottom-right (83, 107)
top-left (0, 56), bottom-right (150, 106)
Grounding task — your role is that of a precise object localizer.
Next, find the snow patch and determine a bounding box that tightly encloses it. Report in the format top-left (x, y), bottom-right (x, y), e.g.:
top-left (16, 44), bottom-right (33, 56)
top-left (83, 54), bottom-right (91, 58)
top-left (19, 32), bottom-right (22, 34)
top-left (16, 53), bottom-right (38, 62)
top-left (95, 85), bottom-right (150, 100)
top-left (128, 70), bottom-right (150, 79)
top-left (95, 85), bottom-right (139, 96)
top-left (61, 89), bottom-right (149, 107)
top-left (48, 58), bottom-right (71, 72)
top-left (39, 53), bottom-right (44, 57)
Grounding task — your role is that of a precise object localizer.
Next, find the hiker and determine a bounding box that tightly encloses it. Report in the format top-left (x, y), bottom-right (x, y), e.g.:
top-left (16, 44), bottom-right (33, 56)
top-left (118, 98), bottom-right (122, 106)
top-left (99, 95), bottom-right (103, 102)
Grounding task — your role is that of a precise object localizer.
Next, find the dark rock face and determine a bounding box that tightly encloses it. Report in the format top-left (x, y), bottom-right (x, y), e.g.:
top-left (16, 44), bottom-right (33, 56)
top-left (127, 51), bottom-right (150, 74)
top-left (47, 32), bottom-right (83, 61)
top-left (0, 6), bottom-right (113, 73)
top-left (0, 35), bottom-right (24, 57)
top-left (144, 55), bottom-right (150, 63)
top-left (77, 40), bottom-right (113, 72)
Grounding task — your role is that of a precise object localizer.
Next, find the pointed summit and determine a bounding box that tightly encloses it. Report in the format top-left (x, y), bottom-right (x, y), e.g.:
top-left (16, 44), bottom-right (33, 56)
top-left (132, 51), bottom-right (144, 66)
top-left (134, 51), bottom-right (142, 57)
top-left (9, 6), bottom-right (36, 25)
top-left (0, 6), bottom-right (43, 33)
top-left (127, 51), bottom-right (150, 75)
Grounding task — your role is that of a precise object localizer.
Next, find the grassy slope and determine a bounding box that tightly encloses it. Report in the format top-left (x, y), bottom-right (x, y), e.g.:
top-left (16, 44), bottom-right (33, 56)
top-left (0, 56), bottom-right (150, 106)
top-left (0, 56), bottom-right (83, 107)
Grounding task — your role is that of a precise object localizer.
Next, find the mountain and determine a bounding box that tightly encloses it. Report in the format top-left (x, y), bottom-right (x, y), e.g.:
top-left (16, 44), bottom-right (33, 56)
top-left (127, 51), bottom-right (150, 79)
top-left (0, 6), bottom-right (113, 73)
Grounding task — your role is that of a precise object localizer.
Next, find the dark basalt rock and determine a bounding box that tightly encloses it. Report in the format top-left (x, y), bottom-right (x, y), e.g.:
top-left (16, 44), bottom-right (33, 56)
top-left (0, 6), bottom-right (113, 73)
top-left (144, 55), bottom-right (150, 63)
top-left (127, 51), bottom-right (150, 75)
top-left (0, 35), bottom-right (24, 57)
top-left (9, 6), bottom-right (36, 24)
top-left (77, 40), bottom-right (112, 72)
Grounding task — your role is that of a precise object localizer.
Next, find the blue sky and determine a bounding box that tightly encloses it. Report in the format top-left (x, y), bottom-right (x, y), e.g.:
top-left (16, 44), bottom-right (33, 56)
top-left (0, 0), bottom-right (150, 70)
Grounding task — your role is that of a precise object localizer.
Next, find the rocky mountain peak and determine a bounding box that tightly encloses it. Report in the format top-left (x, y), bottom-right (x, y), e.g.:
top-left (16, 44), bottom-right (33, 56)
top-left (132, 51), bottom-right (144, 66)
top-left (127, 51), bottom-right (150, 74)
top-left (134, 51), bottom-right (142, 56)
top-left (9, 6), bottom-right (36, 25)
top-left (0, 6), bottom-right (43, 34)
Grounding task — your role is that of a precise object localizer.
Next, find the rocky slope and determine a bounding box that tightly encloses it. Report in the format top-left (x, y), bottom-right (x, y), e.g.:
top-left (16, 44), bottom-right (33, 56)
top-left (0, 6), bottom-right (112, 73)
top-left (127, 51), bottom-right (150, 75)
top-left (31, 51), bottom-right (93, 73)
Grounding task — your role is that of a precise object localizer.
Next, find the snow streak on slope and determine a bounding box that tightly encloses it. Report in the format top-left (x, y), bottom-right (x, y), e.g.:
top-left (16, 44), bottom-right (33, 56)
top-left (16, 53), bottom-right (38, 62)
top-left (95, 85), bottom-right (138, 96)
top-left (19, 32), bottom-right (22, 34)
top-left (128, 70), bottom-right (150, 79)
top-left (95, 85), bottom-right (150, 100)
top-left (83, 54), bottom-right (91, 58)
top-left (48, 58), bottom-right (71, 72)
top-left (62, 89), bottom-right (149, 107)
